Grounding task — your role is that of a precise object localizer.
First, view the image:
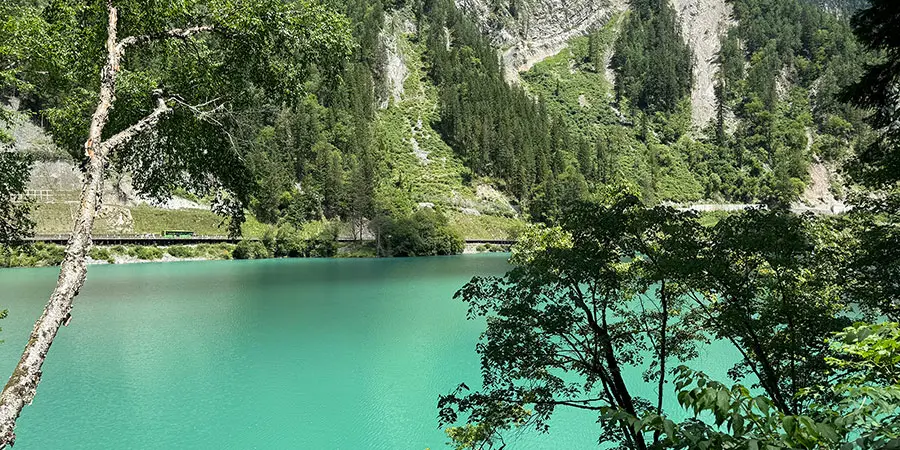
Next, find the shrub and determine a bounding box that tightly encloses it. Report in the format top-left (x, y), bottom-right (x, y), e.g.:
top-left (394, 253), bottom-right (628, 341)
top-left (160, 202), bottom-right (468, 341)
top-left (263, 224), bottom-right (338, 258)
top-left (305, 225), bottom-right (338, 257)
top-left (232, 240), bottom-right (270, 260)
top-left (273, 226), bottom-right (305, 257)
top-left (165, 245), bottom-right (198, 258)
top-left (133, 246), bottom-right (163, 260)
top-left (89, 247), bottom-right (111, 261)
top-left (194, 243), bottom-right (234, 260)
top-left (376, 208), bottom-right (464, 257)
top-left (33, 242), bottom-right (65, 265)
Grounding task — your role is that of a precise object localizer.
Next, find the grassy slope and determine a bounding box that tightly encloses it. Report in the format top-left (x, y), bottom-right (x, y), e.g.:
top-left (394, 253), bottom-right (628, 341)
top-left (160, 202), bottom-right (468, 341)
top-left (32, 203), bottom-right (268, 237)
top-left (520, 34), bottom-right (618, 137)
top-left (375, 37), bottom-right (473, 205)
top-left (373, 14), bottom-right (525, 239)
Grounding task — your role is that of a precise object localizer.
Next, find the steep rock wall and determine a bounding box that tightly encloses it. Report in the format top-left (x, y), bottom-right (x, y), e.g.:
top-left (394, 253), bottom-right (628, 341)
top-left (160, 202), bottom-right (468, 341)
top-left (672, 0), bottom-right (734, 128)
top-left (455, 0), bottom-right (626, 82)
top-left (376, 13), bottom-right (410, 109)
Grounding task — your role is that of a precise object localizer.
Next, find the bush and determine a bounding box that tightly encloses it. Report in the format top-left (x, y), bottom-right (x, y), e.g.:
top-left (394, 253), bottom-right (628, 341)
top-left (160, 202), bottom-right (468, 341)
top-left (132, 246), bottom-right (163, 260)
top-left (262, 224), bottom-right (338, 258)
top-left (165, 245), bottom-right (198, 258)
top-left (273, 226), bottom-right (305, 257)
top-left (376, 208), bottom-right (464, 257)
top-left (33, 242), bottom-right (65, 265)
top-left (232, 240), bottom-right (270, 260)
top-left (305, 225), bottom-right (338, 257)
top-left (89, 247), bottom-right (111, 261)
top-left (195, 243), bottom-right (234, 260)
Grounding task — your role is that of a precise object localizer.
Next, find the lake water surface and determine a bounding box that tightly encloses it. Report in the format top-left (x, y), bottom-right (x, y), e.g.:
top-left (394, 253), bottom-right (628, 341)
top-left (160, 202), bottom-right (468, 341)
top-left (0, 255), bottom-right (735, 449)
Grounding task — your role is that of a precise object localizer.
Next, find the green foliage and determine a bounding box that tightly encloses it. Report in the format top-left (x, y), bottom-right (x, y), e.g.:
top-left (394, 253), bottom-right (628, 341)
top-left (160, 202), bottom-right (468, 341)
top-left (235, 0), bottom-right (386, 230)
top-left (844, 192), bottom-right (900, 321)
top-left (843, 0), bottom-right (900, 187)
top-left (423, 0), bottom-right (581, 199)
top-left (164, 245), bottom-right (197, 258)
top-left (129, 246), bottom-right (163, 260)
top-left (374, 207), bottom-right (463, 256)
top-left (514, 0), bottom-right (869, 206)
top-left (0, 242), bottom-right (65, 267)
top-left (88, 247), bottom-right (111, 262)
top-left (698, 208), bottom-right (851, 413)
top-left (262, 223), bottom-right (338, 258)
top-left (192, 243), bottom-right (234, 260)
top-left (2, 0), bottom-right (353, 234)
top-left (708, 0), bottom-right (868, 202)
top-left (441, 196), bottom-right (711, 448)
top-left (0, 148), bottom-right (34, 249)
top-left (440, 198), bottom-right (878, 448)
top-left (612, 0), bottom-right (693, 114)
top-left (619, 322), bottom-right (900, 449)
top-left (232, 240), bottom-right (270, 260)
top-left (520, 32), bottom-right (618, 135)
top-left (445, 212), bottom-right (524, 241)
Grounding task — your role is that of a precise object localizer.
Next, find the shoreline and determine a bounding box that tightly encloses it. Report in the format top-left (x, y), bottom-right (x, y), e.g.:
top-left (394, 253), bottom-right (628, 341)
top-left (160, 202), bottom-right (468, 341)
top-left (3, 242), bottom-right (511, 269)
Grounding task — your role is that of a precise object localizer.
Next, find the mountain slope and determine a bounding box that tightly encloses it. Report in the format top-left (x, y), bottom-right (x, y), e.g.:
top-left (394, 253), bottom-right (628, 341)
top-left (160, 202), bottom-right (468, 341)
top-left (672, 0), bottom-right (735, 127)
top-left (456, 0), bottom-right (627, 82)
top-left (6, 0), bottom-right (868, 241)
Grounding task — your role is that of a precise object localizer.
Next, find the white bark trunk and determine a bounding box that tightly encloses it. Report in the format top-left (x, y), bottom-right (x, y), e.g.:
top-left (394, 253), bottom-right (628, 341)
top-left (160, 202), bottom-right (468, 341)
top-left (0, 2), bottom-right (179, 446)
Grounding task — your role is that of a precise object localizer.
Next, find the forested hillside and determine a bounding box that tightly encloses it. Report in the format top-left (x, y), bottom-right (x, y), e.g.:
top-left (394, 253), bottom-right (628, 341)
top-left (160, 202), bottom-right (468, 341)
top-left (518, 0), bottom-right (869, 207)
top-left (2, 0), bottom-right (872, 247)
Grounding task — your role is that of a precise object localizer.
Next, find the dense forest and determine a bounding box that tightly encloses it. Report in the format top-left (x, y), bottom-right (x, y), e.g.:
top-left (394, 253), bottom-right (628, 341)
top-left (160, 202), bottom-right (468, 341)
top-left (1, 0), bottom-right (874, 246)
top-left (1, 0), bottom-right (900, 448)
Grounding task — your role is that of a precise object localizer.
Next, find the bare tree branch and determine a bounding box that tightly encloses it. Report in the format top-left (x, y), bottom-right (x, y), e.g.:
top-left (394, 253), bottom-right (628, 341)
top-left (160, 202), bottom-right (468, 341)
top-left (100, 94), bottom-right (172, 154)
top-left (116, 25), bottom-right (214, 53)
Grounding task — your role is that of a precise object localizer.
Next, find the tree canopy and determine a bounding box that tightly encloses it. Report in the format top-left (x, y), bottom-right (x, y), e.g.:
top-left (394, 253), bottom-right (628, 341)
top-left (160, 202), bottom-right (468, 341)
top-left (0, 0), bottom-right (352, 446)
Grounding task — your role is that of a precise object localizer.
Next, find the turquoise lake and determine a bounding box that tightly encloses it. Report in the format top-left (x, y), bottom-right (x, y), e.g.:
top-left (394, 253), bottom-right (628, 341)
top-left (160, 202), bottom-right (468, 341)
top-left (0, 255), bottom-right (736, 449)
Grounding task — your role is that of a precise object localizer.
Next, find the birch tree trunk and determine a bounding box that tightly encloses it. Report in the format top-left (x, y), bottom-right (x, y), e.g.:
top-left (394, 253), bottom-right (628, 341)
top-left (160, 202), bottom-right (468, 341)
top-left (0, 2), bottom-right (175, 445)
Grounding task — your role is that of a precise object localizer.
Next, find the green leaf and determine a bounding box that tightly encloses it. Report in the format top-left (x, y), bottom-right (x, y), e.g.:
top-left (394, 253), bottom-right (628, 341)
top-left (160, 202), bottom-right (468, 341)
top-left (782, 416), bottom-right (797, 436)
top-left (664, 419), bottom-right (676, 441)
top-left (816, 423), bottom-right (840, 442)
top-left (731, 412), bottom-right (745, 436)
top-left (716, 389), bottom-right (730, 413)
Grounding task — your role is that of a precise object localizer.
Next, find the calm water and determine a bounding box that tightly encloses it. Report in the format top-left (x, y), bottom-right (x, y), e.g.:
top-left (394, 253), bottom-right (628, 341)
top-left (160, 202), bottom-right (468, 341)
top-left (0, 255), bottom-right (736, 449)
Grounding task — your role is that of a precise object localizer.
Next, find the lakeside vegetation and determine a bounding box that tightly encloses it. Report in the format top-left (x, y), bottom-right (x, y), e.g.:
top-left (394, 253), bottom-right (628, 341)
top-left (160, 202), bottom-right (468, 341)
top-left (0, 0), bottom-right (898, 449)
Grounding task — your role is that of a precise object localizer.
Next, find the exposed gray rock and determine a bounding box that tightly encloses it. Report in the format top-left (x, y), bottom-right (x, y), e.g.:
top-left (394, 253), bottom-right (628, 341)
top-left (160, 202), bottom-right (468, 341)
top-left (456, 0), bottom-right (626, 83)
top-left (671, 0), bottom-right (735, 128)
top-left (376, 13), bottom-right (409, 109)
top-left (95, 205), bottom-right (135, 234)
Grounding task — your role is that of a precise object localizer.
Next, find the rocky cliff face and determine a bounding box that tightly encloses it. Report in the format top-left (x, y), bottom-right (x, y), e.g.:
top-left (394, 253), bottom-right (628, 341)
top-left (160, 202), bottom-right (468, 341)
top-left (457, 0), bottom-right (734, 128)
top-left (672, 0), bottom-right (735, 127)
top-left (376, 13), bottom-right (410, 109)
top-left (455, 0), bottom-right (626, 82)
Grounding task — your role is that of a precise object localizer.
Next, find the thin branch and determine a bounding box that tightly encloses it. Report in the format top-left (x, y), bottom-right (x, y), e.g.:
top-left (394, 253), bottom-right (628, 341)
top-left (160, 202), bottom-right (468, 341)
top-left (116, 25), bottom-right (215, 53)
top-left (100, 94), bottom-right (172, 155)
top-left (169, 95), bottom-right (239, 151)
